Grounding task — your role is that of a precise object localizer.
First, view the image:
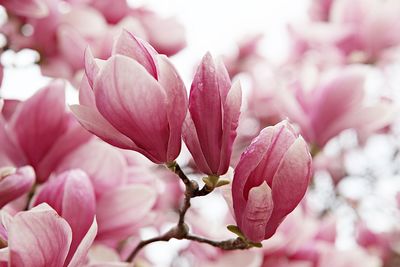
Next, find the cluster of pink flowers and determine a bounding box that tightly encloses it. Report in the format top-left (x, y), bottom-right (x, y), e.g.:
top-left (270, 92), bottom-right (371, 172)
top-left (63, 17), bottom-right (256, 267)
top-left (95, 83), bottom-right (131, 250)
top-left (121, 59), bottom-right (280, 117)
top-left (0, 0), bottom-right (400, 266)
top-left (0, 0), bottom-right (186, 83)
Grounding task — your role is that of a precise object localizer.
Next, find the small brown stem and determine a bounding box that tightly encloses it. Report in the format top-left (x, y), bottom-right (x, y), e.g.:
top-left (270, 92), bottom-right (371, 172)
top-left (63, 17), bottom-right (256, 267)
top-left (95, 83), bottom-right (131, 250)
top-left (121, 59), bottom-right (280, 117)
top-left (186, 235), bottom-right (252, 250)
top-left (127, 162), bottom-right (251, 263)
top-left (126, 235), bottom-right (171, 262)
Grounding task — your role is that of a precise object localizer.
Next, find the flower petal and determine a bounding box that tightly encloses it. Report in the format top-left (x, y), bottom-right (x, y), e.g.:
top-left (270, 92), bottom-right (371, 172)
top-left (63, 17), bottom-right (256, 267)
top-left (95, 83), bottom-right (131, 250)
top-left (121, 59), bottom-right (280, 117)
top-left (94, 55), bottom-right (169, 162)
top-left (96, 185), bottom-right (156, 241)
top-left (67, 218), bottom-right (97, 267)
top-left (70, 105), bottom-right (136, 151)
top-left (218, 80), bottom-right (242, 175)
top-left (0, 166), bottom-right (35, 208)
top-left (113, 30), bottom-right (157, 79)
top-left (241, 182), bottom-right (273, 242)
top-left (155, 55), bottom-right (187, 162)
top-left (265, 137), bottom-right (312, 238)
top-left (10, 81), bottom-right (69, 169)
top-left (8, 204), bottom-right (72, 267)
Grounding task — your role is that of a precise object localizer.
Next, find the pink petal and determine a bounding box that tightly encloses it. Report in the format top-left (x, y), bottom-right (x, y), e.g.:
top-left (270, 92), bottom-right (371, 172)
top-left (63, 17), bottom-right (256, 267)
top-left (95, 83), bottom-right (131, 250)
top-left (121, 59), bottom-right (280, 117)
top-left (1, 0), bottom-right (49, 18)
top-left (0, 117), bottom-right (26, 167)
top-left (34, 170), bottom-right (96, 265)
top-left (0, 248), bottom-right (9, 265)
top-left (56, 139), bottom-right (126, 197)
top-left (241, 182), bottom-right (273, 242)
top-left (94, 55), bottom-right (169, 163)
top-left (0, 166), bottom-right (35, 208)
top-left (57, 25), bottom-right (87, 71)
top-left (139, 14), bottom-right (186, 56)
top-left (79, 75), bottom-right (96, 107)
top-left (36, 119), bottom-right (92, 181)
top-left (1, 100), bottom-right (21, 122)
top-left (96, 185), bottom-right (156, 241)
top-left (243, 122), bottom-right (297, 199)
top-left (113, 30), bottom-right (158, 79)
top-left (218, 80), bottom-right (242, 175)
top-left (70, 105), bottom-right (137, 151)
top-left (187, 53), bottom-right (225, 172)
top-left (8, 204), bottom-right (72, 267)
top-left (10, 81), bottom-right (69, 169)
top-left (310, 69), bottom-right (365, 146)
top-left (232, 127), bottom-right (274, 222)
top-left (61, 171), bottom-right (96, 265)
top-left (155, 55), bottom-right (187, 162)
top-left (67, 218), bottom-right (97, 267)
top-left (182, 114), bottom-right (212, 174)
top-left (265, 137), bottom-right (312, 238)
top-left (84, 48), bottom-right (100, 89)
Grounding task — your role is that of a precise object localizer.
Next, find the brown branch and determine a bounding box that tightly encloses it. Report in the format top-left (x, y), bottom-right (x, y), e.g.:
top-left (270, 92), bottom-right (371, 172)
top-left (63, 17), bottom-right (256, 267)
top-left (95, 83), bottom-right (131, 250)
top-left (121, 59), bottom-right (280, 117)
top-left (126, 235), bottom-right (171, 262)
top-left (185, 235), bottom-right (252, 250)
top-left (127, 162), bottom-right (252, 263)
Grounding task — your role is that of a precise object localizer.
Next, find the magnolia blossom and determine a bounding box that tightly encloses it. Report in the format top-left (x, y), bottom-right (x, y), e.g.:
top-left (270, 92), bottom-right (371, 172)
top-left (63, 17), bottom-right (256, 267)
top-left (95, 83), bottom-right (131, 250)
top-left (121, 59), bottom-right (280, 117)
top-left (71, 30), bottom-right (187, 163)
top-left (95, 184), bottom-right (157, 242)
top-left (232, 121), bottom-right (312, 242)
top-left (0, 166), bottom-right (35, 209)
top-left (0, 82), bottom-right (91, 181)
top-left (33, 170), bottom-right (96, 265)
top-left (183, 52), bottom-right (242, 176)
top-left (278, 67), bottom-right (396, 148)
top-left (0, 0), bottom-right (49, 18)
top-left (0, 0), bottom-right (186, 81)
top-left (296, 0), bottom-right (400, 63)
top-left (56, 139), bottom-right (127, 197)
top-left (0, 203), bottom-right (97, 267)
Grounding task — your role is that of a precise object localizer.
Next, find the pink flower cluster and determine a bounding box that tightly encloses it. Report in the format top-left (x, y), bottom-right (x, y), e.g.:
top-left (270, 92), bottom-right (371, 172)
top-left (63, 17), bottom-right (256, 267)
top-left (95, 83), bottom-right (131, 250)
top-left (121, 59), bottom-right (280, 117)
top-left (0, 0), bottom-right (186, 83)
top-left (0, 0), bottom-right (400, 266)
top-left (0, 30), bottom-right (312, 265)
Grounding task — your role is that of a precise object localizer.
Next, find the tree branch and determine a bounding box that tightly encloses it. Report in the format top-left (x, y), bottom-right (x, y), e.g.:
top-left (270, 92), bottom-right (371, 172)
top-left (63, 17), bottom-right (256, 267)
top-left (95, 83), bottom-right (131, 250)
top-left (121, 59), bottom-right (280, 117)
top-left (185, 235), bottom-right (252, 250)
top-left (127, 162), bottom-right (252, 262)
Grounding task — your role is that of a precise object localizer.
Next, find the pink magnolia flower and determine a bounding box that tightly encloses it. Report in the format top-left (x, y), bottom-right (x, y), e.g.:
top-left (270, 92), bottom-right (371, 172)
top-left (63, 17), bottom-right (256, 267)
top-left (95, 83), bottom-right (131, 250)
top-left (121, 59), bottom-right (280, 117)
top-left (232, 121), bottom-right (312, 242)
top-left (0, 81), bottom-right (92, 180)
top-left (183, 53), bottom-right (242, 176)
top-left (95, 184), bottom-right (157, 242)
top-left (223, 34), bottom-right (265, 78)
top-left (0, 203), bottom-right (97, 267)
top-left (132, 8), bottom-right (187, 56)
top-left (309, 0), bottom-right (334, 22)
top-left (356, 223), bottom-right (393, 264)
top-left (0, 166), bottom-right (35, 208)
top-left (331, 0), bottom-right (400, 63)
top-left (56, 138), bottom-right (127, 197)
top-left (1, 0), bottom-right (186, 82)
top-left (0, 0), bottom-right (49, 18)
top-left (279, 67), bottom-right (396, 148)
top-left (33, 170), bottom-right (96, 266)
top-left (313, 152), bottom-right (347, 185)
top-left (71, 30), bottom-right (187, 164)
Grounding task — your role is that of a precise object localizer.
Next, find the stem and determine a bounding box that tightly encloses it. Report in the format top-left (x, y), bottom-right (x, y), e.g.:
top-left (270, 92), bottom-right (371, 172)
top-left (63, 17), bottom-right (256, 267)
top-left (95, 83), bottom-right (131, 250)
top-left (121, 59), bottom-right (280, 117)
top-left (127, 162), bottom-right (251, 262)
top-left (186, 235), bottom-right (251, 250)
top-left (126, 235), bottom-right (171, 262)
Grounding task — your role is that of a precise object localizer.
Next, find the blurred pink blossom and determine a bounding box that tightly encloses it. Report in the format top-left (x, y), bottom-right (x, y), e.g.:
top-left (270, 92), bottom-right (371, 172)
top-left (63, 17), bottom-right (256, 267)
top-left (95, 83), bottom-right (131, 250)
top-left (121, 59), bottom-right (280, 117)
top-left (0, 81), bottom-right (92, 180)
top-left (0, 203), bottom-right (97, 267)
top-left (0, 166), bottom-right (35, 209)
